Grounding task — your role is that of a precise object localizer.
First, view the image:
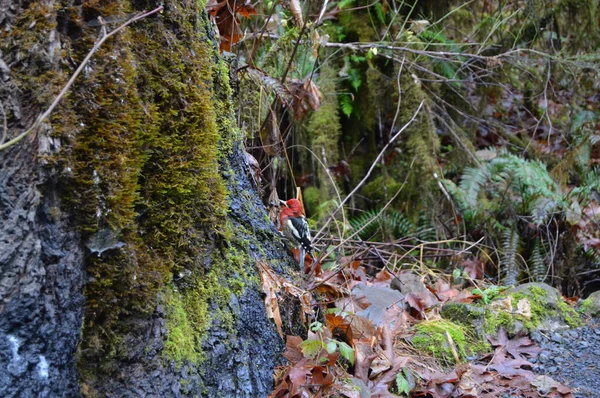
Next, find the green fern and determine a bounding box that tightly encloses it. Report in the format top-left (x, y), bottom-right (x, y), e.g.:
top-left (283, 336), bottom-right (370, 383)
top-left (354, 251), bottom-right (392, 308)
top-left (339, 94), bottom-right (354, 117)
top-left (531, 237), bottom-right (546, 282)
top-left (502, 226), bottom-right (519, 286)
top-left (350, 208), bottom-right (414, 241)
top-left (459, 165), bottom-right (488, 208)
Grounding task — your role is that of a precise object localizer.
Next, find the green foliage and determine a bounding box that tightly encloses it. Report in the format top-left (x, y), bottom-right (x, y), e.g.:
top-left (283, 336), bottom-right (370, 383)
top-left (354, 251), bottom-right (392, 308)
top-left (395, 371), bottom-right (411, 396)
top-left (531, 238), bottom-right (546, 283)
top-left (300, 338), bottom-right (326, 359)
top-left (350, 208), bottom-right (414, 241)
top-left (472, 285), bottom-right (507, 305)
top-left (337, 341), bottom-right (355, 365)
top-left (299, 336), bottom-right (355, 365)
top-left (440, 151), bottom-right (579, 284)
top-left (502, 226), bottom-right (519, 286)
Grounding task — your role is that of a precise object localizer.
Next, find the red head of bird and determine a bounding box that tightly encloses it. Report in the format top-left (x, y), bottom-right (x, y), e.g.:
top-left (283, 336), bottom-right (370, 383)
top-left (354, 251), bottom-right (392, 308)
top-left (283, 199), bottom-right (304, 216)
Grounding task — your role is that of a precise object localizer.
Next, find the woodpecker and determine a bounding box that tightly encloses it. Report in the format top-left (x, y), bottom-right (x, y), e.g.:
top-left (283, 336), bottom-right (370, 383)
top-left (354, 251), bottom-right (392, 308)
top-left (279, 199), bottom-right (315, 264)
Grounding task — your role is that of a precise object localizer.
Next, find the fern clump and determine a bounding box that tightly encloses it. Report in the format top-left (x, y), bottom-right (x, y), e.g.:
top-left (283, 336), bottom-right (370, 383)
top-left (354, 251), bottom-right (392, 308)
top-left (441, 150), bottom-right (568, 285)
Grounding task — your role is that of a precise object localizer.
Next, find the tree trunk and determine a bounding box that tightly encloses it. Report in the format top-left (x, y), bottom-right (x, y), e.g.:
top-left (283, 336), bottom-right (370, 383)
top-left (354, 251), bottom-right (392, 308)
top-left (0, 1), bottom-right (298, 396)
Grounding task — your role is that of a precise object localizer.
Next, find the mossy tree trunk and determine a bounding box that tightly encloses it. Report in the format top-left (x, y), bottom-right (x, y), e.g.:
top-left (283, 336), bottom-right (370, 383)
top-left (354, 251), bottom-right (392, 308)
top-left (0, 1), bottom-right (299, 396)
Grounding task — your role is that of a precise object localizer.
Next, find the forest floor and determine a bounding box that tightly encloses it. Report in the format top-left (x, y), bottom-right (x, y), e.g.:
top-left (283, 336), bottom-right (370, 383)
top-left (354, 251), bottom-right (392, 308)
top-left (262, 255), bottom-right (597, 398)
top-left (534, 322), bottom-right (600, 398)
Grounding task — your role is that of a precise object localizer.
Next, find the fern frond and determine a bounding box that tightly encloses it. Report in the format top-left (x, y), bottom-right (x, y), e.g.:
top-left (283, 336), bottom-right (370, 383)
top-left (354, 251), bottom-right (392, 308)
top-left (459, 166), bottom-right (488, 208)
top-left (246, 68), bottom-right (292, 105)
top-left (531, 238), bottom-right (546, 282)
top-left (530, 197), bottom-right (558, 226)
top-left (502, 226), bottom-right (519, 286)
top-left (350, 208), bottom-right (414, 241)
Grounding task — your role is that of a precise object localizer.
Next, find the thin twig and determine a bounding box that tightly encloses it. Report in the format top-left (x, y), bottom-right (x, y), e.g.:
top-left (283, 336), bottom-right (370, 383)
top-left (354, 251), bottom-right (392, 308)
top-left (0, 6), bottom-right (163, 151)
top-left (313, 100), bottom-right (425, 241)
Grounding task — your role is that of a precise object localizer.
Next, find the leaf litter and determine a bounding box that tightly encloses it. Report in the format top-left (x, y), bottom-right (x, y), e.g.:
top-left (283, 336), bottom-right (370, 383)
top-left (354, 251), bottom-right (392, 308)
top-left (257, 260), bottom-right (574, 397)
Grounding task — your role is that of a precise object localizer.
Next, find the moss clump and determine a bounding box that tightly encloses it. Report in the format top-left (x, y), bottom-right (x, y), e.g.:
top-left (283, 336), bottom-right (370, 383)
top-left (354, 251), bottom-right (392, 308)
top-left (481, 285), bottom-right (583, 335)
top-left (26, 0), bottom-right (249, 383)
top-left (411, 320), bottom-right (488, 364)
top-left (362, 175), bottom-right (403, 205)
top-left (306, 62), bottom-right (343, 202)
top-left (512, 285), bottom-right (582, 329)
top-left (483, 308), bottom-right (518, 335)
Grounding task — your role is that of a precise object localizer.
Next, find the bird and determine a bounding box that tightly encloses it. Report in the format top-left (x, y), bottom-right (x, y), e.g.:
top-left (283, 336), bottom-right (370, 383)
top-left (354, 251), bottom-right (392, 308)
top-left (279, 198), bottom-right (315, 265)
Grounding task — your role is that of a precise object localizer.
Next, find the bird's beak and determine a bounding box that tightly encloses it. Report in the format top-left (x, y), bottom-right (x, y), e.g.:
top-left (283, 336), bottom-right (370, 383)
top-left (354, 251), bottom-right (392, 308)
top-left (279, 200), bottom-right (288, 207)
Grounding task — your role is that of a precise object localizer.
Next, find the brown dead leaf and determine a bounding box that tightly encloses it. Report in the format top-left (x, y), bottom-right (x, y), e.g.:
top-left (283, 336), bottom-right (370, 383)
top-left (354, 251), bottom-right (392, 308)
top-left (206, 0), bottom-right (257, 51)
top-left (288, 78), bottom-right (323, 118)
top-left (515, 298), bottom-right (532, 319)
top-left (487, 328), bottom-right (541, 360)
top-left (257, 261), bottom-right (284, 337)
top-left (287, 0), bottom-right (303, 26)
top-left (462, 259), bottom-right (485, 280)
top-left (353, 338), bottom-right (377, 382)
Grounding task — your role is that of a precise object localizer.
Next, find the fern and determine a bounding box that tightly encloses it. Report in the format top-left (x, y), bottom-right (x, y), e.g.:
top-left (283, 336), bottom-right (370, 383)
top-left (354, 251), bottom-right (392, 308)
top-left (458, 166), bottom-right (488, 208)
top-left (339, 94), bottom-right (354, 117)
top-left (531, 237), bottom-right (546, 282)
top-left (350, 208), bottom-right (414, 241)
top-left (415, 211), bottom-right (437, 242)
top-left (530, 197), bottom-right (558, 226)
top-left (246, 68), bottom-right (292, 105)
top-left (502, 226), bottom-right (520, 286)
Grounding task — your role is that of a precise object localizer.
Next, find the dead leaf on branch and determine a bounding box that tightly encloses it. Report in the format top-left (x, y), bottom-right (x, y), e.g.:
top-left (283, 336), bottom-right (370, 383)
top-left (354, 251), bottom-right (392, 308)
top-left (288, 78), bottom-right (323, 118)
top-left (206, 0), bottom-right (257, 51)
top-left (286, 0), bottom-right (303, 26)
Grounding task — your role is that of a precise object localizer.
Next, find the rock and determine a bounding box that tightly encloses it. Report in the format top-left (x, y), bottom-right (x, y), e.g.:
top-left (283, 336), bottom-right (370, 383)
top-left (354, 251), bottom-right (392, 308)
top-left (504, 282), bottom-right (580, 332)
top-left (505, 283), bottom-right (561, 307)
top-left (551, 333), bottom-right (563, 343)
top-left (391, 272), bottom-right (438, 305)
top-left (351, 283), bottom-right (404, 327)
top-left (440, 303), bottom-right (487, 337)
top-left (582, 291), bottom-right (600, 317)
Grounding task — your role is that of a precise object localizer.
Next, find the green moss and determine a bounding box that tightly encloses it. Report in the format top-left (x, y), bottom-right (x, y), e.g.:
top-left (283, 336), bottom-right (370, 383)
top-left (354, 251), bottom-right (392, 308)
top-left (362, 175), bottom-right (403, 204)
top-left (411, 320), bottom-right (488, 364)
top-left (305, 62), bottom-right (343, 205)
top-left (579, 296), bottom-right (599, 316)
top-left (556, 297), bottom-right (583, 327)
top-left (164, 288), bottom-right (204, 365)
top-left (0, 2), bottom-right (62, 105)
top-left (481, 285), bottom-right (583, 336)
top-left (514, 286), bottom-right (582, 328)
top-left (483, 308), bottom-right (517, 335)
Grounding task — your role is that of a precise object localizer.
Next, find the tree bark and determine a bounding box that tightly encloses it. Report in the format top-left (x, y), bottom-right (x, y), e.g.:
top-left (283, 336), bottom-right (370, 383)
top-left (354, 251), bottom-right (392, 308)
top-left (0, 1), bottom-right (298, 396)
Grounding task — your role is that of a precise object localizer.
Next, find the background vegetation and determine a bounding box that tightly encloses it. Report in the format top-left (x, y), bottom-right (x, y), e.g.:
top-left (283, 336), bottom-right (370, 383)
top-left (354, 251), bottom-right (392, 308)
top-left (226, 0), bottom-right (600, 296)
